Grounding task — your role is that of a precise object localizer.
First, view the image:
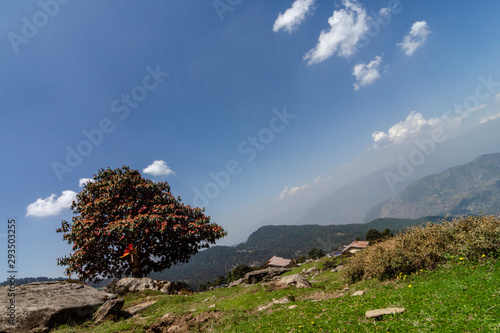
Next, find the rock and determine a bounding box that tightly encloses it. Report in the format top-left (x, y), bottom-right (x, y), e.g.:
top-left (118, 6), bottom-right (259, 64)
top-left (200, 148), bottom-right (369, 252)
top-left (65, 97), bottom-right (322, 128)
top-left (208, 304), bottom-right (216, 309)
top-left (93, 298), bottom-right (124, 323)
top-left (352, 290), bottom-right (365, 296)
top-left (103, 277), bottom-right (191, 295)
top-left (273, 274), bottom-right (312, 288)
top-left (288, 305), bottom-right (298, 309)
top-left (306, 267), bottom-right (318, 274)
top-left (228, 278), bottom-right (244, 287)
top-left (167, 325), bottom-right (182, 332)
top-left (123, 300), bottom-right (157, 316)
top-left (243, 268), bottom-right (290, 284)
top-left (0, 280), bottom-right (116, 333)
top-left (333, 265), bottom-right (344, 272)
top-left (365, 307), bottom-right (406, 319)
top-left (257, 297), bottom-right (292, 311)
top-left (342, 287), bottom-right (350, 292)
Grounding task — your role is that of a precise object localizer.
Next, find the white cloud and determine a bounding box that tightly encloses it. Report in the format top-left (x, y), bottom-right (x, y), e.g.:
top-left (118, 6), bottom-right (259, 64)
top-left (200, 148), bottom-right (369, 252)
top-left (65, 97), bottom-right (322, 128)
top-left (304, 0), bottom-right (368, 64)
top-left (479, 112), bottom-right (500, 125)
top-left (398, 21), bottom-right (430, 56)
top-left (495, 93), bottom-right (500, 103)
top-left (372, 111), bottom-right (446, 148)
top-left (143, 160), bottom-right (175, 176)
top-left (353, 55), bottom-right (382, 90)
top-left (78, 178), bottom-right (94, 187)
top-left (26, 191), bottom-right (77, 217)
top-left (280, 175), bottom-right (331, 199)
top-left (273, 0), bottom-right (316, 33)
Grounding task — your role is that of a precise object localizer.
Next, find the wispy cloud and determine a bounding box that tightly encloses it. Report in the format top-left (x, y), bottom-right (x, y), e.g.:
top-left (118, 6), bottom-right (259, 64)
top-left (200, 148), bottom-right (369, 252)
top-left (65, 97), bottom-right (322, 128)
top-left (479, 112), bottom-right (500, 125)
top-left (304, 0), bottom-right (368, 64)
top-left (26, 190), bottom-right (76, 217)
top-left (495, 93), bottom-right (500, 103)
top-left (398, 21), bottom-right (431, 56)
top-left (279, 175), bottom-right (330, 199)
top-left (143, 160), bottom-right (175, 177)
top-left (273, 0), bottom-right (316, 33)
top-left (353, 55), bottom-right (382, 90)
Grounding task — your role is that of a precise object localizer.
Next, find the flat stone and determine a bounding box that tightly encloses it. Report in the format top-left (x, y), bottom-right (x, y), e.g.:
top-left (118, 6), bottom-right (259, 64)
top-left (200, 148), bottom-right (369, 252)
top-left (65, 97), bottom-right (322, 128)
top-left (365, 307), bottom-right (406, 319)
top-left (274, 274), bottom-right (312, 288)
top-left (352, 290), bottom-right (365, 296)
top-left (288, 305), bottom-right (298, 309)
top-left (123, 300), bottom-right (157, 315)
top-left (0, 280), bottom-right (116, 333)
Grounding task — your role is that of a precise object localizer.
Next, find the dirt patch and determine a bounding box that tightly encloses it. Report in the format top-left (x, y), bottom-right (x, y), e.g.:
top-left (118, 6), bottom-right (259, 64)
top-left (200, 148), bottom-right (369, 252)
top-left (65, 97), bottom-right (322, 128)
top-left (299, 291), bottom-right (344, 301)
top-left (147, 311), bottom-right (221, 333)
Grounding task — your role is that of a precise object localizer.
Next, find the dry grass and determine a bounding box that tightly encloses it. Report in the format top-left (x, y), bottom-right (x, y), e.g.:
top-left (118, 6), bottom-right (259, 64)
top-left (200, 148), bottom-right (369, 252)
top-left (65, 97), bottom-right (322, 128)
top-left (343, 215), bottom-right (500, 283)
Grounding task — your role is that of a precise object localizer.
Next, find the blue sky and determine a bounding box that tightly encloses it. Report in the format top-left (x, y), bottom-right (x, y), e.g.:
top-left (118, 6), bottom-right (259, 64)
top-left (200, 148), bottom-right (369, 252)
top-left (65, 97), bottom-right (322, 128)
top-left (1, 0), bottom-right (500, 279)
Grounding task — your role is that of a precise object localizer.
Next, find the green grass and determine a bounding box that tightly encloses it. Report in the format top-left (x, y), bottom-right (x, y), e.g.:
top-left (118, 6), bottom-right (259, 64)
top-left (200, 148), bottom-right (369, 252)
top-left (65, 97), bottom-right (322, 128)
top-left (52, 255), bottom-right (500, 332)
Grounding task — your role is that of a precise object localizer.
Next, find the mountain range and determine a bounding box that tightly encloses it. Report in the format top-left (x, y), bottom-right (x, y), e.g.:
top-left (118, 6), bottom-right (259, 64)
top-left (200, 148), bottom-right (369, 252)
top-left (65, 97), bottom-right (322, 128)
top-left (365, 153), bottom-right (500, 221)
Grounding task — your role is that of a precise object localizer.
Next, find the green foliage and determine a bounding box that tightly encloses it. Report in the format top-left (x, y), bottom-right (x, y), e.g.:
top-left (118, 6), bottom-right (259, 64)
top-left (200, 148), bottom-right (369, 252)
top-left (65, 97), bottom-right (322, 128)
top-left (366, 228), bottom-right (394, 243)
top-left (296, 255), bottom-right (306, 264)
top-left (308, 248), bottom-right (325, 259)
top-left (343, 215), bottom-right (500, 283)
top-left (56, 166), bottom-right (226, 283)
top-left (365, 229), bottom-right (382, 242)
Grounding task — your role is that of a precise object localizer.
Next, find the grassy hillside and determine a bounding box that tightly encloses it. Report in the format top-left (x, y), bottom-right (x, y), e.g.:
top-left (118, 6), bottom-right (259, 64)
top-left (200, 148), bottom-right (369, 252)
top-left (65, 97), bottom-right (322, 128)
top-left (51, 215), bottom-right (500, 332)
top-left (53, 255), bottom-right (500, 332)
top-left (150, 217), bottom-right (440, 288)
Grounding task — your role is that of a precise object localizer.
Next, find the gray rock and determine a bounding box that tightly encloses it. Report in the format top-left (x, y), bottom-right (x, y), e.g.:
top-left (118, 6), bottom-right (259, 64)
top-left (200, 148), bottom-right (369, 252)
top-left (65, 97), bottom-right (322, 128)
top-left (103, 277), bottom-right (188, 295)
top-left (123, 299), bottom-right (157, 316)
top-left (274, 274), bottom-right (312, 288)
top-left (365, 307), bottom-right (406, 319)
top-left (352, 290), bottom-right (365, 296)
top-left (243, 268), bottom-right (290, 284)
top-left (93, 298), bottom-right (124, 323)
top-left (228, 278), bottom-right (244, 287)
top-left (0, 280), bottom-right (116, 333)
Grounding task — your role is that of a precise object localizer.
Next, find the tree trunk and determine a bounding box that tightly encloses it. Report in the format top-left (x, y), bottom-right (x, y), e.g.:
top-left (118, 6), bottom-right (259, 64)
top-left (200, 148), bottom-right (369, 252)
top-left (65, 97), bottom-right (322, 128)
top-left (131, 251), bottom-right (143, 278)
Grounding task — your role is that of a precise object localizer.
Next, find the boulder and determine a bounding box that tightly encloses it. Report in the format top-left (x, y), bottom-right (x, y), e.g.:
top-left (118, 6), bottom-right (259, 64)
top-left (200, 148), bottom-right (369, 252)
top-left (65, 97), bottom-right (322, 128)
top-left (243, 268), bottom-right (290, 284)
top-left (273, 274), bottom-right (312, 288)
top-left (103, 277), bottom-right (191, 295)
top-left (0, 280), bottom-right (116, 333)
top-left (365, 307), bottom-right (406, 319)
top-left (93, 298), bottom-right (124, 323)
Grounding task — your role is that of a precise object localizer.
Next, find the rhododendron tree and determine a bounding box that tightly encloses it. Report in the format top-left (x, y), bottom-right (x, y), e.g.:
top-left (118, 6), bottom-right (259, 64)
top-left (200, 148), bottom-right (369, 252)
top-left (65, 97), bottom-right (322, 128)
top-left (57, 166), bottom-right (226, 283)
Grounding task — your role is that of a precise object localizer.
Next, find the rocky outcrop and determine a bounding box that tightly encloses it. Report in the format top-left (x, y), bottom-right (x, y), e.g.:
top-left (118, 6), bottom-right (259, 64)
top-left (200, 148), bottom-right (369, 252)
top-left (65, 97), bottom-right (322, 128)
top-left (243, 268), bottom-right (290, 284)
top-left (103, 277), bottom-right (191, 295)
top-left (272, 274), bottom-right (312, 289)
top-left (0, 280), bottom-right (116, 333)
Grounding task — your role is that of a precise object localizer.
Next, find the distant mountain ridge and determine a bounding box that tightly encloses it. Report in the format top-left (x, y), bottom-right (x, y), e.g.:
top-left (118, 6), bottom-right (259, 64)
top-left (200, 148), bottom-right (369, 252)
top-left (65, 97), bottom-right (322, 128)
top-left (365, 153), bottom-right (500, 221)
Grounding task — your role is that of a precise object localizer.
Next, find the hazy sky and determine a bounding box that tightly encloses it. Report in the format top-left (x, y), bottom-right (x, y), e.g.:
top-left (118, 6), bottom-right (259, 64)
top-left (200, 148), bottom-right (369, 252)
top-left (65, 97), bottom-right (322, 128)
top-left (1, 0), bottom-right (500, 279)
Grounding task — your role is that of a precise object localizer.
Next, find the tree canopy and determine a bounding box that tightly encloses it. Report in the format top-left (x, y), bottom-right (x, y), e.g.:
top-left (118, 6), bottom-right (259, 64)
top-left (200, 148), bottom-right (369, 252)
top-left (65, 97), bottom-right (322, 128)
top-left (57, 166), bottom-right (226, 283)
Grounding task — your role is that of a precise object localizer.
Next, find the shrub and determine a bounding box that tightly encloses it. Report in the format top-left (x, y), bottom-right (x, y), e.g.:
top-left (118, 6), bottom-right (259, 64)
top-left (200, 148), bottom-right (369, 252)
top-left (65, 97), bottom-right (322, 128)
top-left (343, 215), bottom-right (500, 283)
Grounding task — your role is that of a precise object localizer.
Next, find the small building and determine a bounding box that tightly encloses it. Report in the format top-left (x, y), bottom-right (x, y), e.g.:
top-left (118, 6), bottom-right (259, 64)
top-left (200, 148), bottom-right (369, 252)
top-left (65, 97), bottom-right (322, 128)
top-left (330, 241), bottom-right (369, 257)
top-left (330, 245), bottom-right (349, 256)
top-left (264, 256), bottom-right (293, 268)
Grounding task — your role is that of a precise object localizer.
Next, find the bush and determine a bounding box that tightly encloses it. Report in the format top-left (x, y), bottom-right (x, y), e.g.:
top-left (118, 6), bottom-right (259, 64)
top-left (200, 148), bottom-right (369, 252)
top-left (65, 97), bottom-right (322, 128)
top-left (308, 248), bottom-right (325, 259)
top-left (343, 215), bottom-right (500, 283)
